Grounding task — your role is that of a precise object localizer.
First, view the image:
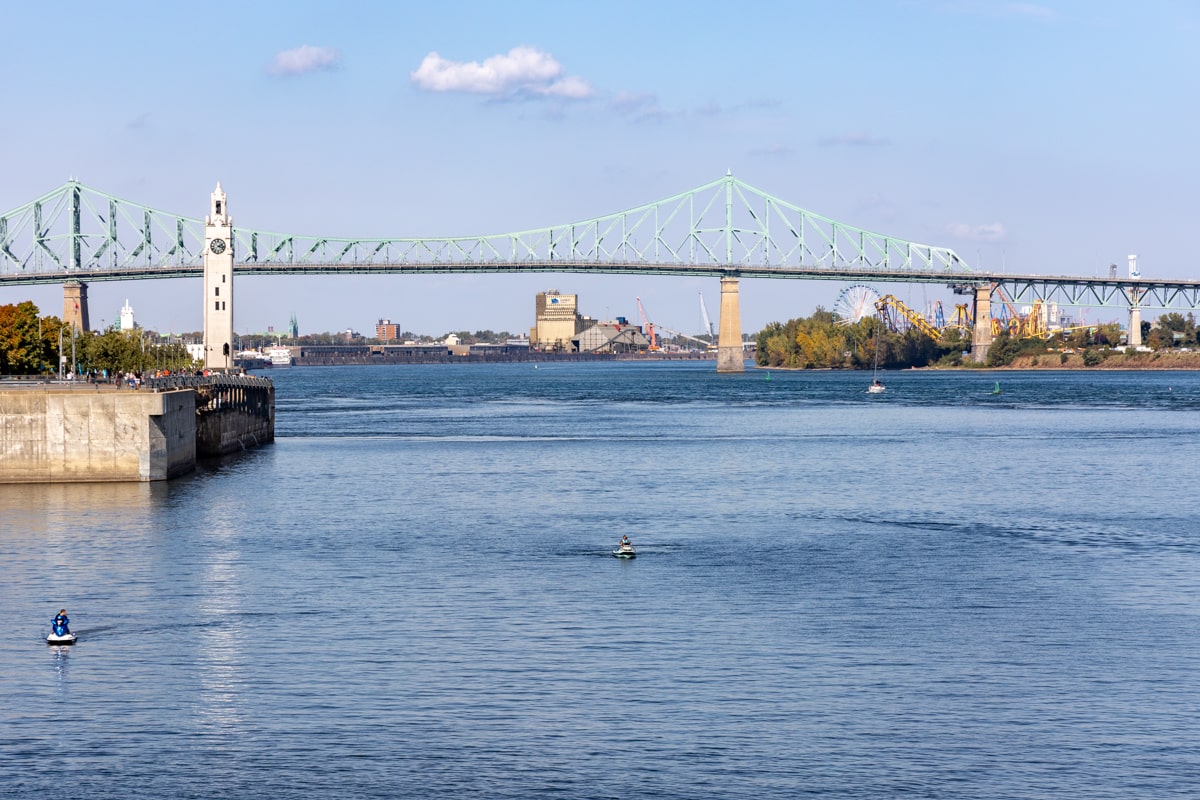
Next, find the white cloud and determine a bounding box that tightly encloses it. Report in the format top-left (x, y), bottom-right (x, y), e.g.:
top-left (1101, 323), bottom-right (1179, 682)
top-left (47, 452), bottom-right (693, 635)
top-left (947, 222), bottom-right (1007, 241)
top-left (697, 98), bottom-right (781, 116)
top-left (268, 45), bottom-right (341, 76)
top-left (411, 46), bottom-right (594, 100)
top-left (610, 91), bottom-right (671, 121)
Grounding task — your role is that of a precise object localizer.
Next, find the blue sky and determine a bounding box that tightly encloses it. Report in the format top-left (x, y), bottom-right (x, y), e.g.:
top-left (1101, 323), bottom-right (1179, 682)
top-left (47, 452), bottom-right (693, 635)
top-left (3, 0), bottom-right (1198, 337)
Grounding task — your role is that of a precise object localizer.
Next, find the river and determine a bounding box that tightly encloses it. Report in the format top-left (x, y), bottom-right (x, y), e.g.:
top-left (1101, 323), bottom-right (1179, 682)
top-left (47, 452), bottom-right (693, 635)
top-left (2, 362), bottom-right (1198, 798)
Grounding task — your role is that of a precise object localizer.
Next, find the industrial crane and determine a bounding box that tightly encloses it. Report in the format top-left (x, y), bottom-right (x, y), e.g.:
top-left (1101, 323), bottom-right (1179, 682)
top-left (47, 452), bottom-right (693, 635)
top-left (699, 293), bottom-right (715, 339)
top-left (637, 297), bottom-right (714, 351)
top-left (636, 297), bottom-right (660, 351)
top-left (656, 323), bottom-right (718, 351)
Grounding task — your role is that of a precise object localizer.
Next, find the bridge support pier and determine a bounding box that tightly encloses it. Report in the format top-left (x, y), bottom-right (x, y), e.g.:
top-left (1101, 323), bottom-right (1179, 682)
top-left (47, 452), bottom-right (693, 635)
top-left (716, 276), bottom-right (744, 373)
top-left (62, 280), bottom-right (90, 333)
top-left (970, 284), bottom-right (992, 363)
top-left (1128, 293), bottom-right (1143, 347)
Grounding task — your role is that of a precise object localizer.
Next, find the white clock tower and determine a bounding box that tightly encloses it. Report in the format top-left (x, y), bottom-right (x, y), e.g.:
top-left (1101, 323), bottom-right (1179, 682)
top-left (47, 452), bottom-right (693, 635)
top-left (203, 182), bottom-right (234, 371)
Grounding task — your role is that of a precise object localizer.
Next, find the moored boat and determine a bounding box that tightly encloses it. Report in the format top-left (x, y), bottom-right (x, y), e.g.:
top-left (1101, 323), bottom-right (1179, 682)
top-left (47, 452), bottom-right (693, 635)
top-left (267, 346), bottom-right (293, 366)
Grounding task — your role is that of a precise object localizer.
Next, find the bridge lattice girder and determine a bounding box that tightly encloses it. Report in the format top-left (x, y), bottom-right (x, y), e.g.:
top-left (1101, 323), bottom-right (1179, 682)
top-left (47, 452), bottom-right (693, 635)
top-left (6, 177), bottom-right (1200, 312)
top-left (991, 277), bottom-right (1200, 312)
top-left (0, 174), bottom-right (968, 281)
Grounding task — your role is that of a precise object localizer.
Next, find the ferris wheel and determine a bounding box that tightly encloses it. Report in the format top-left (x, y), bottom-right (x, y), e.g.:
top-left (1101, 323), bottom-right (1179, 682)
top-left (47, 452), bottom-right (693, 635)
top-left (834, 284), bottom-right (881, 324)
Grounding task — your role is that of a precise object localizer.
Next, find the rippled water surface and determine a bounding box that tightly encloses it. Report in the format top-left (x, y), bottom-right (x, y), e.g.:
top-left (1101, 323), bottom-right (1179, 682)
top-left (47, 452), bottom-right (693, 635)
top-left (3, 363), bottom-right (1199, 798)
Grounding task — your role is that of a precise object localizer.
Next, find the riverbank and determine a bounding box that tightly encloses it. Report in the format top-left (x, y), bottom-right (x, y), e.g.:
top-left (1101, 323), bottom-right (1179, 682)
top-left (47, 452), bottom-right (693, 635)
top-left (755, 351), bottom-right (1200, 371)
top-left (1000, 351), bottom-right (1200, 370)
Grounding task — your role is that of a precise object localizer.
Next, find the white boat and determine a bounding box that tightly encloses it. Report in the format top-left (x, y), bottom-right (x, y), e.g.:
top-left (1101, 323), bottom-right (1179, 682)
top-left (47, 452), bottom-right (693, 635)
top-left (47, 631), bottom-right (76, 645)
top-left (267, 346), bottom-right (293, 366)
top-left (612, 542), bottom-right (636, 559)
top-left (867, 328), bottom-right (885, 394)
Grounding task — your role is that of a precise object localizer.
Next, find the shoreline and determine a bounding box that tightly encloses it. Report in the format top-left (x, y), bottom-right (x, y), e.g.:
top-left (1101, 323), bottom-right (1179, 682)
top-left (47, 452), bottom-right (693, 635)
top-left (755, 351), bottom-right (1200, 371)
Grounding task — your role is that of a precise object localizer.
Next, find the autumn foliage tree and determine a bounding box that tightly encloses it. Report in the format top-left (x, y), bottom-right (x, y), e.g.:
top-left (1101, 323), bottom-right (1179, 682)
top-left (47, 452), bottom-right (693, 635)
top-left (0, 302), bottom-right (66, 375)
top-left (754, 308), bottom-right (945, 370)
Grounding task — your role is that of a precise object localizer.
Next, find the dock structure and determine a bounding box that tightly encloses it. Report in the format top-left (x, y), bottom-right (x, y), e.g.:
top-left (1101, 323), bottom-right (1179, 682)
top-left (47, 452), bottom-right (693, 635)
top-left (0, 375), bottom-right (273, 483)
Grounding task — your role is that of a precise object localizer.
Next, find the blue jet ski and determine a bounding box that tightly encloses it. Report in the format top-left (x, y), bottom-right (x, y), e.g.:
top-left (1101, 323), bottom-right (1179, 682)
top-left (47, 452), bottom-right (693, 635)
top-left (47, 612), bottom-right (76, 645)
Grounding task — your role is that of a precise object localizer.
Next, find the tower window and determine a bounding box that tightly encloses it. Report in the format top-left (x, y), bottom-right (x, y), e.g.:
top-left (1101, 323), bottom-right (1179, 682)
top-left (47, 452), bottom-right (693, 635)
top-left (215, 287), bottom-right (220, 297)
top-left (216, 201), bottom-right (222, 215)
top-left (214, 301), bottom-right (220, 311)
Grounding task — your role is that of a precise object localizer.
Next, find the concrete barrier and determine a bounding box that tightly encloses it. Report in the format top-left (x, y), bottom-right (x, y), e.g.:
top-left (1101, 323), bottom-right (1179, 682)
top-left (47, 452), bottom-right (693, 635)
top-left (0, 384), bottom-right (196, 482)
top-left (0, 375), bottom-right (275, 482)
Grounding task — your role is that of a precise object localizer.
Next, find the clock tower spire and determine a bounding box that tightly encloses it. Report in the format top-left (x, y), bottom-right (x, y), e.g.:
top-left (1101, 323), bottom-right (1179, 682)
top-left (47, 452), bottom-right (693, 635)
top-left (203, 182), bottom-right (234, 371)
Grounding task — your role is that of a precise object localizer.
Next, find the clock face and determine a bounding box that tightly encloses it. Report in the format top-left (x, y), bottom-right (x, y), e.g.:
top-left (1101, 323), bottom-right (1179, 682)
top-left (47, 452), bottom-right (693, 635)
top-left (209, 238), bottom-right (227, 255)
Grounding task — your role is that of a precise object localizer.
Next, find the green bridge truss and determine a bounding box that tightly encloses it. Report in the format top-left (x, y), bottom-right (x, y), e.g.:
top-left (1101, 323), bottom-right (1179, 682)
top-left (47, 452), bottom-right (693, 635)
top-left (0, 173), bottom-right (966, 277)
top-left (2, 173), bottom-right (1199, 311)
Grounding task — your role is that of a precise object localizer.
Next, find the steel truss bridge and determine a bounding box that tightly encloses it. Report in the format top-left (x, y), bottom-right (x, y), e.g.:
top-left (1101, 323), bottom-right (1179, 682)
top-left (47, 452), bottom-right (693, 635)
top-left (2, 173), bottom-right (1199, 314)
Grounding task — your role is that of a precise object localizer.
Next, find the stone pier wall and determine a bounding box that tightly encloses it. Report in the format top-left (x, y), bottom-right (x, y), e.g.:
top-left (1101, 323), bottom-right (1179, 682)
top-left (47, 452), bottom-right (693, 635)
top-left (0, 385), bottom-right (196, 483)
top-left (0, 375), bottom-right (275, 483)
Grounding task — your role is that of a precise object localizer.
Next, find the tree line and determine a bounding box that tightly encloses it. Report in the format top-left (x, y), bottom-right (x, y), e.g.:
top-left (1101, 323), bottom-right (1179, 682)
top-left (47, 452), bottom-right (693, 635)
top-left (0, 301), bottom-right (194, 377)
top-left (754, 308), bottom-right (966, 370)
top-left (753, 308), bottom-right (1194, 370)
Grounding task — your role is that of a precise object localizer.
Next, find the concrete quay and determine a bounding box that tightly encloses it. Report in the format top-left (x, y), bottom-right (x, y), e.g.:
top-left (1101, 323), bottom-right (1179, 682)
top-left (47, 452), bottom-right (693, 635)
top-left (0, 376), bottom-right (273, 483)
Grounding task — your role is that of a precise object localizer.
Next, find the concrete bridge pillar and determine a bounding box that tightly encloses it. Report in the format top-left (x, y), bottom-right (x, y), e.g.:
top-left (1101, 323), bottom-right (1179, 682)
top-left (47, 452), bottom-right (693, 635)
top-left (62, 280), bottom-right (90, 333)
top-left (716, 276), bottom-right (744, 373)
top-left (970, 284), bottom-right (992, 363)
top-left (1129, 293), bottom-right (1142, 347)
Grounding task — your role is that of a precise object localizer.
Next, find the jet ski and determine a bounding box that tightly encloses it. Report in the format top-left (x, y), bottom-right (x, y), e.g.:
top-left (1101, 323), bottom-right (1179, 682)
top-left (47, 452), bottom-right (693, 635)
top-left (612, 542), bottom-right (636, 559)
top-left (48, 612), bottom-right (75, 645)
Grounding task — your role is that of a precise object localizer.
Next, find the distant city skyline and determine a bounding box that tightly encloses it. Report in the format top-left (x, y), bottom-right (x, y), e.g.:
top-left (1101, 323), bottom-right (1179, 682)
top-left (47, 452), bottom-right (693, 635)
top-left (4, 1), bottom-right (1198, 336)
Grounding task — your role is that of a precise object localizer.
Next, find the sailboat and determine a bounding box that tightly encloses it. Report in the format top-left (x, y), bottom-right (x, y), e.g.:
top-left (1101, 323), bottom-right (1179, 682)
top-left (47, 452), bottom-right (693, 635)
top-left (867, 332), bottom-right (886, 394)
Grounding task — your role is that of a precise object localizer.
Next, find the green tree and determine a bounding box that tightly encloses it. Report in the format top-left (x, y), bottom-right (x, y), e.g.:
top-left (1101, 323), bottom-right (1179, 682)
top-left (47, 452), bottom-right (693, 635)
top-left (986, 332), bottom-right (1019, 367)
top-left (1146, 324), bottom-right (1175, 350)
top-left (1094, 323), bottom-right (1123, 347)
top-left (0, 301), bottom-right (53, 374)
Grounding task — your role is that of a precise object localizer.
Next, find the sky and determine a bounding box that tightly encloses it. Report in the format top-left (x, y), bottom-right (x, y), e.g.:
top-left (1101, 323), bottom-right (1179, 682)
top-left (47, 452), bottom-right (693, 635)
top-left (2, 0), bottom-right (1198, 338)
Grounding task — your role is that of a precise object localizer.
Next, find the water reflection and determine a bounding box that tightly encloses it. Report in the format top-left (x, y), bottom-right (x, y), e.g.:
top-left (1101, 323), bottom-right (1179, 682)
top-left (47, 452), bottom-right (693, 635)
top-left (196, 517), bottom-right (247, 732)
top-left (0, 482), bottom-right (157, 541)
top-left (49, 645), bottom-right (70, 699)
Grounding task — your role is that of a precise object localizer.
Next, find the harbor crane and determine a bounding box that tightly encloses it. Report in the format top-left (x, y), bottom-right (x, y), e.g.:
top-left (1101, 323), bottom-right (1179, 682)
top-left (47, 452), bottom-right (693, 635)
top-left (638, 297), bottom-right (715, 351)
top-left (636, 297), bottom-right (660, 351)
top-left (699, 292), bottom-right (715, 339)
